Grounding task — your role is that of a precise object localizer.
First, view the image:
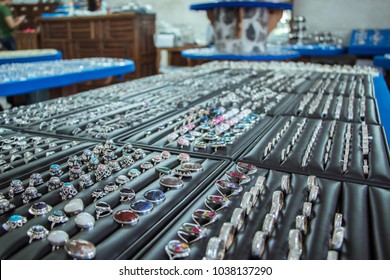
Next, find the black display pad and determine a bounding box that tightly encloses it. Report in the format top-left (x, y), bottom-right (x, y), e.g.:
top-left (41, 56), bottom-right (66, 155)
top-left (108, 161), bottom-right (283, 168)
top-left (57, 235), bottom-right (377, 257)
top-left (240, 116), bottom-right (390, 186)
top-left (139, 164), bottom-right (372, 260)
top-left (0, 142), bottom-right (228, 260)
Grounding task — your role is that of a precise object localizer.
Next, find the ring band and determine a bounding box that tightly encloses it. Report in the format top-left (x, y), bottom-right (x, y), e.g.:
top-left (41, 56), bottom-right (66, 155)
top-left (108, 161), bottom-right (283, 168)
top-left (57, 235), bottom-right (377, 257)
top-left (178, 223), bottom-right (206, 244)
top-left (27, 225), bottom-right (49, 243)
top-left (240, 192), bottom-right (254, 215)
top-left (230, 208), bottom-right (245, 232)
top-left (219, 222), bottom-right (235, 250)
top-left (252, 231), bottom-right (267, 259)
top-left (192, 209), bottom-right (218, 227)
top-left (262, 213), bottom-right (275, 236)
top-left (95, 201), bottom-right (112, 220)
top-left (204, 237), bottom-right (225, 260)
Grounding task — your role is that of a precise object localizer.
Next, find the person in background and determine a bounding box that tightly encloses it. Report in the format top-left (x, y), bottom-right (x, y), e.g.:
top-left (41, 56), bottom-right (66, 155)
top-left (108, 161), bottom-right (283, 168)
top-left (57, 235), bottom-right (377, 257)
top-left (88, 0), bottom-right (107, 12)
top-left (0, 0), bottom-right (25, 50)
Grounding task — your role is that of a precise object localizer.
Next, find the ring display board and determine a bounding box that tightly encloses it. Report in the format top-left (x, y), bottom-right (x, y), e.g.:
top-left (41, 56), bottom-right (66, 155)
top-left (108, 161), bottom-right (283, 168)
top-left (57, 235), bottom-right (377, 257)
top-left (0, 61), bottom-right (389, 259)
top-left (373, 55), bottom-right (390, 70)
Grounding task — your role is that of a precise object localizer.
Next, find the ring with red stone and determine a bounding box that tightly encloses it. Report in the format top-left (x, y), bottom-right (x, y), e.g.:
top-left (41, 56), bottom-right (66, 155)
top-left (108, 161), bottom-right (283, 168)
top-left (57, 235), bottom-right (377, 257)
top-left (177, 223), bottom-right (207, 244)
top-left (192, 209), bottom-right (218, 227)
top-left (177, 153), bottom-right (190, 163)
top-left (205, 195), bottom-right (231, 212)
top-left (161, 151), bottom-right (171, 160)
top-left (65, 239), bottom-right (96, 260)
top-left (113, 209), bottom-right (139, 226)
top-left (165, 240), bottom-right (191, 260)
top-left (236, 162), bottom-right (257, 175)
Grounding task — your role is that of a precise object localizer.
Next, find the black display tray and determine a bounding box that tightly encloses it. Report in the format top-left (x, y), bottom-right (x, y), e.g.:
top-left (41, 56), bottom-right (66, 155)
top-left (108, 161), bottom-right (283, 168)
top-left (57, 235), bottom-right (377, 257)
top-left (282, 94), bottom-right (379, 124)
top-left (0, 143), bottom-right (229, 260)
top-left (239, 116), bottom-right (390, 186)
top-left (138, 164), bottom-right (372, 260)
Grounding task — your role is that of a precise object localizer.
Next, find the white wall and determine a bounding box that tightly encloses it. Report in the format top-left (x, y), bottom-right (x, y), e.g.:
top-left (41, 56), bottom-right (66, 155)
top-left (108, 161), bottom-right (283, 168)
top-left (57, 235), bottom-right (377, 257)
top-left (107, 0), bottom-right (210, 44)
top-left (294, 0), bottom-right (390, 44)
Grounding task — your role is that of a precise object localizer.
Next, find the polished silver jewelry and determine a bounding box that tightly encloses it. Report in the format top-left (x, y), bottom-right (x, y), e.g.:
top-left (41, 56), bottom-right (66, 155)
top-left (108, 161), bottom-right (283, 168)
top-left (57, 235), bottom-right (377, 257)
top-left (230, 208), bottom-right (245, 232)
top-left (240, 192), bottom-right (254, 215)
top-left (75, 212), bottom-right (95, 230)
top-left (192, 209), bottom-right (218, 227)
top-left (252, 231), bottom-right (267, 259)
top-left (178, 223), bottom-right (207, 244)
top-left (48, 210), bottom-right (69, 229)
top-left (27, 225), bottom-right (49, 243)
top-left (95, 201), bottom-right (112, 220)
top-left (165, 240), bottom-right (191, 260)
top-left (65, 239), bottom-right (96, 260)
top-left (2, 214), bottom-right (27, 231)
top-left (28, 202), bottom-right (52, 216)
top-left (22, 186), bottom-right (42, 204)
top-left (48, 230), bottom-right (69, 251)
top-left (203, 237), bottom-right (225, 260)
top-left (219, 222), bottom-right (235, 250)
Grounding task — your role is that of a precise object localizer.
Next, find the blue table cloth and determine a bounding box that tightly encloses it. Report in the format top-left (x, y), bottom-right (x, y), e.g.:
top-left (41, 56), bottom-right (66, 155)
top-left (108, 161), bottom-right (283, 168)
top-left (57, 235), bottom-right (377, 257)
top-left (0, 49), bottom-right (62, 65)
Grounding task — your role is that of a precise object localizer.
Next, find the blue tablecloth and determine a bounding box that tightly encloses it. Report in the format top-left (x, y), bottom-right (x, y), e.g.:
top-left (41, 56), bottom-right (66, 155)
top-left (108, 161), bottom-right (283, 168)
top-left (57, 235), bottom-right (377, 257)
top-left (349, 29), bottom-right (390, 56)
top-left (374, 55), bottom-right (390, 70)
top-left (182, 47), bottom-right (300, 61)
top-left (0, 49), bottom-right (62, 65)
top-left (190, 1), bottom-right (293, 10)
top-left (374, 73), bottom-right (390, 146)
top-left (278, 44), bottom-right (347, 56)
top-left (0, 58), bottom-right (135, 96)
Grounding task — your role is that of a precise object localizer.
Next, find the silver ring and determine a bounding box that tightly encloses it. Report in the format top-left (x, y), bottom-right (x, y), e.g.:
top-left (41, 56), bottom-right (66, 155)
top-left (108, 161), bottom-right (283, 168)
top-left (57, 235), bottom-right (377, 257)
top-left (113, 209), bottom-right (139, 226)
top-left (119, 187), bottom-right (136, 203)
top-left (27, 225), bottom-right (49, 243)
top-left (262, 213), bottom-right (275, 236)
top-left (334, 213), bottom-right (343, 228)
top-left (60, 182), bottom-right (78, 201)
top-left (251, 231), bottom-right (267, 259)
top-left (178, 223), bottom-right (206, 244)
top-left (95, 201), bottom-right (112, 220)
top-left (115, 175), bottom-right (130, 187)
top-left (216, 180), bottom-right (242, 197)
top-left (204, 237), bottom-right (225, 260)
top-left (64, 198), bottom-right (84, 216)
top-left (22, 186), bottom-right (42, 204)
top-left (302, 202), bottom-right (312, 218)
top-left (192, 209), bottom-right (218, 227)
top-left (307, 175), bottom-right (318, 188)
top-left (272, 190), bottom-right (284, 208)
top-left (177, 153), bottom-right (190, 163)
top-left (48, 230), bottom-right (69, 251)
top-left (219, 222), bottom-right (235, 250)
top-left (230, 208), bottom-right (245, 232)
top-left (281, 175), bottom-right (291, 194)
top-left (91, 189), bottom-right (106, 202)
top-left (128, 168), bottom-right (141, 180)
top-left (65, 239), bottom-right (96, 260)
top-left (159, 177), bottom-right (184, 189)
top-left (104, 182), bottom-right (118, 193)
top-left (75, 212), bottom-right (95, 230)
top-left (0, 198), bottom-right (15, 215)
top-left (155, 166), bottom-right (171, 177)
top-left (288, 229), bottom-right (303, 254)
top-left (8, 179), bottom-right (24, 198)
top-left (236, 162), bottom-right (257, 175)
top-left (181, 162), bottom-right (203, 172)
top-left (172, 168), bottom-right (192, 179)
top-left (327, 250), bottom-right (339, 260)
top-left (330, 227), bottom-right (345, 250)
top-left (205, 195), bottom-right (231, 212)
top-left (140, 161), bottom-right (153, 173)
top-left (295, 215), bottom-right (308, 235)
top-left (165, 240), bottom-right (191, 260)
top-left (240, 192), bottom-right (254, 215)
top-left (10, 154), bottom-right (22, 163)
top-left (48, 210), bottom-right (69, 229)
top-left (249, 186), bottom-right (260, 206)
top-left (269, 202), bottom-right (282, 220)
top-left (2, 214), bottom-right (28, 231)
top-left (28, 202), bottom-right (52, 216)
top-left (308, 185), bottom-right (319, 202)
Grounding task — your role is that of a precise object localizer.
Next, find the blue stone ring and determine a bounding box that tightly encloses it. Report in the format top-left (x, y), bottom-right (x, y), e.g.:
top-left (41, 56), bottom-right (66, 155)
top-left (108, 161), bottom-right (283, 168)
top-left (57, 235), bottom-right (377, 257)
top-left (2, 215), bottom-right (28, 231)
top-left (27, 225), bottom-right (49, 243)
top-left (143, 189), bottom-right (166, 204)
top-left (130, 200), bottom-right (153, 215)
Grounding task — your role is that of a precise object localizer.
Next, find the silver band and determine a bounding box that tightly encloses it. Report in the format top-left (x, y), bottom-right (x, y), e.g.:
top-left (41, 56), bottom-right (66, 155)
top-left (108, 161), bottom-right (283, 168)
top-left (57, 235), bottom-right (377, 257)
top-left (251, 231), bottom-right (267, 259)
top-left (262, 213), bottom-right (275, 236)
top-left (288, 229), bottom-right (302, 254)
top-left (327, 250), bottom-right (339, 260)
top-left (230, 208), bottom-right (245, 232)
top-left (330, 227), bottom-right (345, 250)
top-left (204, 237), bottom-right (225, 260)
top-left (295, 215), bottom-right (308, 235)
top-left (334, 213), bottom-right (343, 228)
top-left (302, 202), bottom-right (312, 218)
top-left (219, 222), bottom-right (235, 250)
top-left (240, 192), bottom-right (254, 215)
top-left (281, 175), bottom-right (291, 194)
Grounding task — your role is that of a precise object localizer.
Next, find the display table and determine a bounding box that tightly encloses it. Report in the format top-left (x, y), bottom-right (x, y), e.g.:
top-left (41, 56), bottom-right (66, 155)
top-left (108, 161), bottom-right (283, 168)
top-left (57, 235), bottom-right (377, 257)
top-left (278, 44), bottom-right (347, 56)
top-left (0, 62), bottom-right (389, 261)
top-left (349, 29), bottom-right (390, 55)
top-left (0, 49), bottom-right (62, 65)
top-left (374, 55), bottom-right (390, 70)
top-left (0, 58), bottom-right (135, 96)
top-left (181, 47), bottom-right (300, 64)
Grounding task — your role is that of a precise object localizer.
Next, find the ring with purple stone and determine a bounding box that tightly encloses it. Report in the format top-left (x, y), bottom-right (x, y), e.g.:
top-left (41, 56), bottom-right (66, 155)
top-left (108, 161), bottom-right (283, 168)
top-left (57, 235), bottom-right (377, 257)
top-left (28, 202), bottom-right (52, 216)
top-left (192, 209), bottom-right (218, 227)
